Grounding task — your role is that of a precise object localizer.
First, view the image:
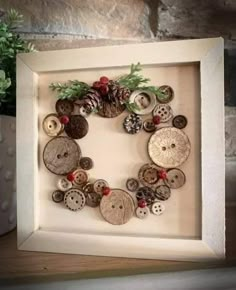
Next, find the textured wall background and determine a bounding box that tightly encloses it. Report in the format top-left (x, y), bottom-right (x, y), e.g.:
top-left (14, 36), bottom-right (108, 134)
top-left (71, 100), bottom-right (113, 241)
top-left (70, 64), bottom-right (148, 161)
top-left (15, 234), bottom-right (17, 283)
top-left (1, 0), bottom-right (235, 201)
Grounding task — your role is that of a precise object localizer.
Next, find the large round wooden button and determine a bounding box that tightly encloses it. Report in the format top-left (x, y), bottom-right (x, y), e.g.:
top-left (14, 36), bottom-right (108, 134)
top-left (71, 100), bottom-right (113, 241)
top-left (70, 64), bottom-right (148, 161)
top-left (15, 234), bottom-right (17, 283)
top-left (100, 189), bottom-right (135, 225)
top-left (153, 104), bottom-right (173, 123)
top-left (164, 168), bottom-right (186, 189)
top-left (138, 163), bottom-right (160, 189)
top-left (156, 85), bottom-right (174, 104)
top-left (65, 115), bottom-right (89, 139)
top-left (79, 157), bottom-right (94, 170)
top-left (136, 206), bottom-right (150, 219)
top-left (43, 137), bottom-right (81, 175)
top-left (98, 99), bottom-right (125, 118)
top-left (86, 192), bottom-right (101, 207)
top-left (73, 169), bottom-right (88, 186)
top-left (55, 99), bottom-right (74, 116)
top-left (148, 127), bottom-right (191, 168)
top-left (52, 190), bottom-right (64, 203)
top-left (64, 189), bottom-right (85, 211)
top-left (155, 185), bottom-right (171, 201)
top-left (172, 115), bottom-right (188, 129)
top-left (129, 90), bottom-right (156, 115)
top-left (42, 114), bottom-right (63, 137)
top-left (94, 179), bottom-right (109, 194)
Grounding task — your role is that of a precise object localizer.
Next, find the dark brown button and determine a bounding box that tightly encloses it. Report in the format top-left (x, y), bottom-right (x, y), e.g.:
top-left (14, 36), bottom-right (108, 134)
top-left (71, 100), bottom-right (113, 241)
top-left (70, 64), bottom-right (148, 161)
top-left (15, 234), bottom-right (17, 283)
top-left (65, 115), bottom-right (89, 139)
top-left (82, 183), bottom-right (94, 196)
top-left (164, 168), bottom-right (186, 189)
top-left (172, 115), bottom-right (188, 129)
top-left (86, 192), bottom-right (101, 207)
top-left (43, 136), bottom-right (81, 175)
top-left (52, 190), bottom-right (64, 203)
top-left (55, 99), bottom-right (74, 116)
top-left (94, 179), bottom-right (109, 194)
top-left (138, 164), bottom-right (160, 189)
top-left (98, 99), bottom-right (125, 118)
top-left (136, 187), bottom-right (155, 206)
top-left (156, 85), bottom-right (174, 103)
top-left (143, 119), bottom-right (156, 133)
top-left (155, 185), bottom-right (171, 201)
top-left (126, 178), bottom-right (139, 192)
top-left (79, 157), bottom-right (94, 170)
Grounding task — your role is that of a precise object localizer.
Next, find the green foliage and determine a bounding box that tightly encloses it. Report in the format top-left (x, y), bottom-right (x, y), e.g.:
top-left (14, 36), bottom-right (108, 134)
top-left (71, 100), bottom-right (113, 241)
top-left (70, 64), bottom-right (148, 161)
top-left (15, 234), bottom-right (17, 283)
top-left (124, 100), bottom-right (140, 112)
top-left (0, 70), bottom-right (11, 102)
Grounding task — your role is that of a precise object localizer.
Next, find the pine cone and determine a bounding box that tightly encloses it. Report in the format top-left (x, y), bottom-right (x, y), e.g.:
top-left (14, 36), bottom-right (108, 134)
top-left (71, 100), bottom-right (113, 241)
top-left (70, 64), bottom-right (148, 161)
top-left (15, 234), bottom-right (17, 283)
top-left (82, 89), bottom-right (101, 113)
top-left (104, 81), bottom-right (131, 104)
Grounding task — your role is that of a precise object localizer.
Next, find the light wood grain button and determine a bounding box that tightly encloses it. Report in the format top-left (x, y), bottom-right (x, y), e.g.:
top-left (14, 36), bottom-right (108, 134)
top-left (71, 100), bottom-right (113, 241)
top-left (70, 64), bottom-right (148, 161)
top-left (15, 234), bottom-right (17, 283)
top-left (52, 190), bottom-right (64, 203)
top-left (86, 192), bottom-right (101, 207)
top-left (42, 114), bottom-right (63, 137)
top-left (100, 189), bottom-right (135, 225)
top-left (164, 168), bottom-right (186, 189)
top-left (151, 202), bottom-right (165, 215)
top-left (153, 104), bottom-right (173, 123)
top-left (148, 127), bottom-right (191, 168)
top-left (43, 137), bottom-right (81, 175)
top-left (138, 163), bottom-right (160, 189)
top-left (94, 179), bottom-right (109, 194)
top-left (136, 206), bottom-right (150, 219)
top-left (156, 85), bottom-right (174, 104)
top-left (79, 157), bottom-right (94, 170)
top-left (129, 90), bottom-right (156, 115)
top-left (64, 189), bottom-right (85, 211)
top-left (57, 177), bottom-right (72, 191)
top-left (73, 169), bottom-right (88, 186)
top-left (55, 99), bottom-right (74, 116)
top-left (65, 115), bottom-right (89, 139)
top-left (155, 185), bottom-right (171, 201)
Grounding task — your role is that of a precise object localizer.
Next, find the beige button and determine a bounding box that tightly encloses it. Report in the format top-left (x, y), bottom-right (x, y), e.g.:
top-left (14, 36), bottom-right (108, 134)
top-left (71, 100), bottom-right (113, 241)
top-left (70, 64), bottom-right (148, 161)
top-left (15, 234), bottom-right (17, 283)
top-left (94, 179), bottom-right (109, 194)
top-left (136, 206), bottom-right (150, 219)
top-left (164, 168), bottom-right (186, 189)
top-left (73, 169), bottom-right (88, 186)
top-left (57, 177), bottom-right (72, 191)
top-left (138, 163), bottom-right (160, 189)
top-left (42, 114), bottom-right (63, 137)
top-left (151, 202), bottom-right (165, 215)
top-left (100, 189), bottom-right (135, 225)
top-left (153, 104), bottom-right (173, 123)
top-left (129, 90), bottom-right (156, 115)
top-left (64, 189), bottom-right (86, 211)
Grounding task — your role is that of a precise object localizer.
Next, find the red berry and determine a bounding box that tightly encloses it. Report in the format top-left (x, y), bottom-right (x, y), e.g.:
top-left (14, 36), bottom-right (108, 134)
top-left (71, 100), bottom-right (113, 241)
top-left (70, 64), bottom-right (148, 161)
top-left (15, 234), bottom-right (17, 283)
top-left (102, 186), bottom-right (111, 196)
top-left (153, 115), bottom-right (161, 125)
top-left (159, 170), bottom-right (167, 180)
top-left (100, 85), bottom-right (109, 96)
top-left (59, 115), bottom-right (70, 124)
top-left (99, 76), bottom-right (109, 84)
top-left (138, 199), bottom-right (147, 208)
top-left (92, 81), bottom-right (101, 89)
top-left (67, 172), bottom-right (75, 182)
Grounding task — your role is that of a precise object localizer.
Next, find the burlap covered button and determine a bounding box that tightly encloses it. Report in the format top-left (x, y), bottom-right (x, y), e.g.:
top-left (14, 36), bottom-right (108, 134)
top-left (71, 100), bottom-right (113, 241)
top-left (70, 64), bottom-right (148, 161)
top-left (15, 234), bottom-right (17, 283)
top-left (153, 104), bottom-right (173, 123)
top-left (55, 99), bottom-right (74, 116)
top-left (155, 185), bottom-right (171, 201)
top-left (156, 85), bottom-right (174, 104)
top-left (100, 189), bottom-right (135, 225)
top-left (136, 206), bottom-right (150, 219)
top-left (73, 169), bottom-right (88, 186)
top-left (64, 189), bottom-right (86, 211)
top-left (42, 114), bottom-right (63, 137)
top-left (65, 115), bottom-right (89, 139)
top-left (164, 168), bottom-right (186, 189)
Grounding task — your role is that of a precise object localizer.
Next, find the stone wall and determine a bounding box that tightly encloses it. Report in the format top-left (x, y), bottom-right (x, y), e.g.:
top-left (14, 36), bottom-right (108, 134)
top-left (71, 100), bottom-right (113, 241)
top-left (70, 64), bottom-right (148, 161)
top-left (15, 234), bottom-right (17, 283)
top-left (1, 0), bottom-right (235, 201)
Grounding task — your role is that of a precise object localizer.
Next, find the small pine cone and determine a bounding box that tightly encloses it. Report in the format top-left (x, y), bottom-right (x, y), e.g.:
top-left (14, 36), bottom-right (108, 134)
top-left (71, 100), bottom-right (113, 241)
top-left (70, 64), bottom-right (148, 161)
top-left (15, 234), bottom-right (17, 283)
top-left (82, 89), bottom-right (101, 112)
top-left (105, 80), bottom-right (130, 104)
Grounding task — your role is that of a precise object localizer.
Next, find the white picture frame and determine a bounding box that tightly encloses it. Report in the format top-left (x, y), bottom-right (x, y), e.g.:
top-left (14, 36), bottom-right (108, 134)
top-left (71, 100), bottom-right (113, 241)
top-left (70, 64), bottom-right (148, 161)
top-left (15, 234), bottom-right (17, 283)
top-left (16, 38), bottom-right (225, 261)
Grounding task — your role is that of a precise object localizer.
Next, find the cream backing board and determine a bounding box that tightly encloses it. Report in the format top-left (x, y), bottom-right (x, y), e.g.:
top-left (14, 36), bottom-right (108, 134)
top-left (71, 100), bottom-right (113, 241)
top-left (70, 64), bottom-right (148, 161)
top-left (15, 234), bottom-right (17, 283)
top-left (17, 38), bottom-right (225, 261)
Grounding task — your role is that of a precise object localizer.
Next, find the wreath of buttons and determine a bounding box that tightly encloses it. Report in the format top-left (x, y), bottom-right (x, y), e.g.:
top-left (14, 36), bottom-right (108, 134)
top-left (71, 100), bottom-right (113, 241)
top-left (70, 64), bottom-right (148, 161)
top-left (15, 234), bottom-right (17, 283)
top-left (42, 63), bottom-right (191, 225)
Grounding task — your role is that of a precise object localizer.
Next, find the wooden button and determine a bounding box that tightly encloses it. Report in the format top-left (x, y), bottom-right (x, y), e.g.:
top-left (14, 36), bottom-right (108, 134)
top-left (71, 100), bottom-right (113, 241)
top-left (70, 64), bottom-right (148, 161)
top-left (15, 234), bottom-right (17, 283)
top-left (82, 183), bottom-right (94, 196)
top-left (98, 99), bottom-right (125, 118)
top-left (148, 127), bottom-right (191, 168)
top-left (100, 189), bottom-right (135, 225)
top-left (151, 202), bottom-right (165, 215)
top-left (64, 189), bottom-right (85, 211)
top-left (52, 190), bottom-right (64, 203)
top-left (55, 99), bottom-right (74, 116)
top-left (129, 90), bottom-right (156, 115)
top-left (123, 114), bottom-right (142, 134)
top-left (65, 115), bottom-right (89, 139)
top-left (57, 177), bottom-right (72, 191)
top-left (43, 137), bottom-right (81, 175)
top-left (94, 179), bottom-right (109, 194)
top-left (136, 206), bottom-right (150, 219)
top-left (164, 168), bottom-right (186, 189)
top-left (136, 187), bottom-right (155, 206)
top-left (155, 185), bottom-right (171, 201)
top-left (143, 119), bottom-right (156, 133)
top-left (126, 178), bottom-right (139, 192)
top-left (153, 104), bottom-right (173, 123)
top-left (172, 115), bottom-right (188, 129)
top-left (42, 114), bottom-right (63, 137)
top-left (73, 169), bottom-right (88, 186)
top-left (79, 157), bottom-right (93, 170)
top-left (86, 192), bottom-right (101, 207)
top-left (156, 85), bottom-right (174, 103)
top-left (138, 164), bottom-right (160, 189)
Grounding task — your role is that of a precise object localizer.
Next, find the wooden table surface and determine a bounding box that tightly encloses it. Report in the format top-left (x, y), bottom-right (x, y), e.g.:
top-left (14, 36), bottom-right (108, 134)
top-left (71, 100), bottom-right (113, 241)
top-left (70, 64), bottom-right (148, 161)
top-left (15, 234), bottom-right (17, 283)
top-left (1, 205), bottom-right (236, 282)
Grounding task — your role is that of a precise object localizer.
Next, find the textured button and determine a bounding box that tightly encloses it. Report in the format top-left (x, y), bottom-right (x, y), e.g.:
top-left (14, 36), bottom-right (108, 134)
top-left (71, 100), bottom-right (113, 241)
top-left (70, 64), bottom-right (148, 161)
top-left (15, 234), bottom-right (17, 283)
top-left (156, 85), bottom-right (174, 103)
top-left (79, 157), bottom-right (94, 170)
top-left (138, 163), bottom-right (160, 189)
top-left (153, 104), bottom-right (173, 123)
top-left (100, 189), bottom-right (135, 225)
top-left (65, 115), bottom-right (89, 139)
top-left (86, 192), bottom-right (101, 207)
top-left (42, 114), bottom-right (63, 137)
top-left (94, 179), bottom-right (109, 194)
top-left (136, 187), bottom-right (155, 206)
top-left (148, 127), bottom-right (191, 168)
top-left (98, 99), bottom-right (125, 118)
top-left (136, 206), bottom-right (150, 219)
top-left (129, 90), bottom-right (156, 115)
top-left (55, 99), bottom-right (74, 116)
top-left (164, 168), bottom-right (186, 189)
top-left (172, 115), bottom-right (188, 129)
top-left (82, 183), bottom-right (94, 196)
top-left (52, 190), bottom-right (64, 203)
top-left (143, 119), bottom-right (156, 133)
top-left (73, 169), bottom-right (88, 186)
top-left (57, 177), bottom-right (72, 191)
top-left (123, 114), bottom-right (142, 134)
top-left (64, 189), bottom-right (86, 211)
top-left (126, 178), bottom-right (139, 192)
top-left (155, 185), bottom-right (171, 201)
top-left (43, 136), bottom-right (81, 175)
top-left (152, 202), bottom-right (165, 215)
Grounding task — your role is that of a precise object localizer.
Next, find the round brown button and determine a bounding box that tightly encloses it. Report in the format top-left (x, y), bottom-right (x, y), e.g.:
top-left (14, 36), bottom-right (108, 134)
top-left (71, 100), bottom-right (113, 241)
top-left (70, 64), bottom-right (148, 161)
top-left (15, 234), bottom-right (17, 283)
top-left (98, 99), bottom-right (125, 118)
top-left (79, 157), bottom-right (94, 170)
top-left (86, 192), bottom-right (101, 207)
top-left (164, 168), bottom-right (186, 189)
top-left (43, 137), bottom-right (81, 175)
top-left (52, 190), bottom-right (64, 203)
top-left (138, 163), bottom-right (160, 189)
top-left (64, 189), bottom-right (86, 211)
top-left (155, 185), bottom-right (171, 201)
top-left (126, 178), bottom-right (139, 192)
top-left (42, 114), bottom-right (63, 137)
top-left (55, 99), bottom-right (74, 116)
top-left (153, 104), bottom-right (173, 123)
top-left (156, 85), bottom-right (174, 104)
top-left (143, 119), bottom-right (156, 133)
top-left (100, 189), bottom-right (135, 225)
top-left (65, 115), bottom-right (89, 139)
top-left (73, 169), bottom-right (88, 186)
top-left (82, 183), bottom-right (94, 196)
top-left (94, 179), bottom-right (109, 194)
top-left (172, 115), bottom-right (188, 129)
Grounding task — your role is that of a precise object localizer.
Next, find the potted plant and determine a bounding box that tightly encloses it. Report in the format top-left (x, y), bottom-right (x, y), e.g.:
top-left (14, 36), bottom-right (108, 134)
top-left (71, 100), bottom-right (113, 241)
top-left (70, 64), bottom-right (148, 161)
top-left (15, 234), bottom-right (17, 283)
top-left (0, 9), bottom-right (35, 235)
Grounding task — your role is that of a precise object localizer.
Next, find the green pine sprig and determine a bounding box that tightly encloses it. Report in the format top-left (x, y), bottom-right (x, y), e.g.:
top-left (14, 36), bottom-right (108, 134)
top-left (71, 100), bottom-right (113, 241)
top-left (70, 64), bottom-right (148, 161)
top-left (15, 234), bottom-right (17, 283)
top-left (124, 100), bottom-right (140, 112)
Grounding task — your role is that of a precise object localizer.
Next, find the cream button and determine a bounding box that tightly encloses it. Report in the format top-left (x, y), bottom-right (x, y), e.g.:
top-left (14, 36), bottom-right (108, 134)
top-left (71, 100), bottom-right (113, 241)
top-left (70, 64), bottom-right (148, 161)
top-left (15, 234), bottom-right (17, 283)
top-left (57, 177), bottom-right (72, 191)
top-left (136, 206), bottom-right (150, 219)
top-left (42, 114), bottom-right (63, 137)
top-left (152, 202), bottom-right (165, 215)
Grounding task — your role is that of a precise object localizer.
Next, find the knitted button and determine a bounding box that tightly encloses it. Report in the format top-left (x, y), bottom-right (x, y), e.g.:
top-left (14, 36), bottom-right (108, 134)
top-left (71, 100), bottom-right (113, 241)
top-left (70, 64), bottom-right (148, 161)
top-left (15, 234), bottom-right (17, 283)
top-left (155, 185), bottom-right (171, 201)
top-left (143, 119), bottom-right (156, 133)
top-left (86, 192), bottom-right (101, 207)
top-left (82, 183), bottom-right (94, 196)
top-left (138, 163), bottom-right (160, 189)
top-left (151, 202), bottom-right (165, 215)
top-left (129, 90), bottom-right (156, 115)
top-left (43, 137), bottom-right (81, 175)
top-left (136, 206), bottom-right (150, 219)
top-left (172, 115), bottom-right (188, 129)
top-left (55, 99), bottom-right (74, 116)
top-left (156, 85), bottom-right (174, 104)
top-left (73, 169), bottom-right (88, 186)
top-left (164, 168), bottom-right (186, 189)
top-left (94, 179), bottom-right (109, 194)
top-left (64, 189), bottom-right (86, 211)
top-left (126, 178), bottom-right (139, 192)
top-left (42, 114), bottom-right (63, 137)
top-left (100, 189), bottom-right (135, 225)
top-left (52, 190), bottom-right (64, 203)
top-left (153, 104), bottom-right (173, 123)
top-left (136, 187), bottom-right (155, 206)
top-left (148, 127), bottom-right (191, 168)
top-left (79, 157), bottom-right (94, 170)
top-left (57, 177), bottom-right (72, 191)
top-left (123, 114), bottom-right (142, 134)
